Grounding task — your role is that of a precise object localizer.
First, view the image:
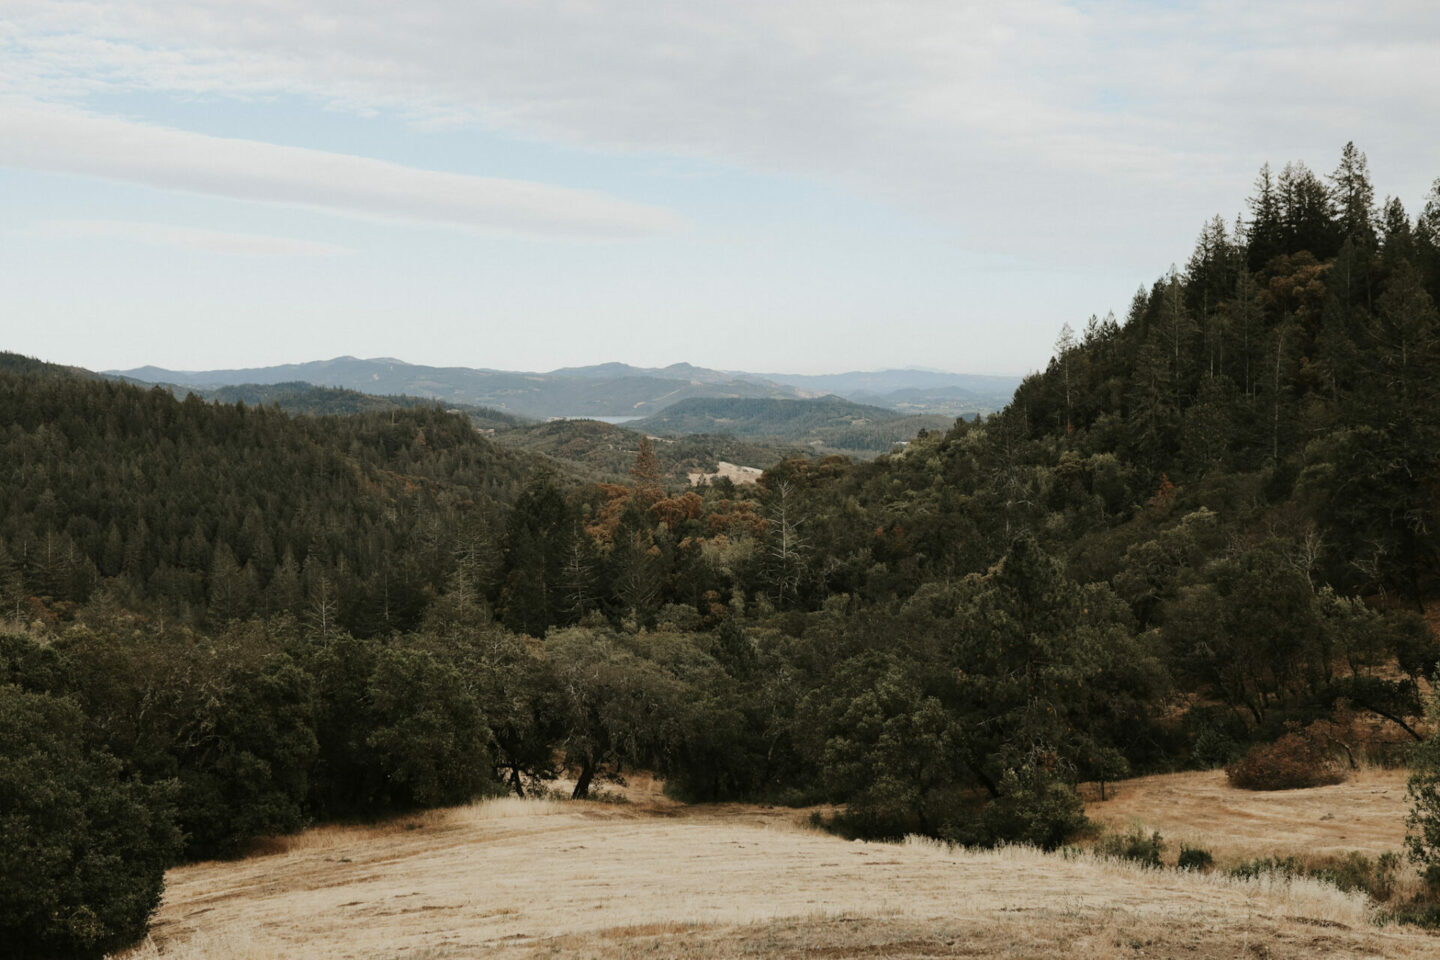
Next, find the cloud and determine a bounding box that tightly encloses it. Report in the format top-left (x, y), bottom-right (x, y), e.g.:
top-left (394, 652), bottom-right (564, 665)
top-left (38, 219), bottom-right (353, 257)
top-left (4, 2), bottom-right (1440, 259)
top-left (0, 99), bottom-right (681, 238)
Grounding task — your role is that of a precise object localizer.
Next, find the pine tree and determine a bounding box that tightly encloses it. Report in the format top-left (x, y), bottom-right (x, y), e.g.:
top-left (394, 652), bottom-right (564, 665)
top-left (267, 548), bottom-right (303, 617)
top-left (1246, 162), bottom-right (1285, 270)
top-left (1415, 179), bottom-right (1440, 304)
top-left (1158, 267), bottom-right (1196, 407)
top-left (1380, 196), bottom-right (1414, 265)
top-left (1054, 322), bottom-right (1077, 433)
top-left (1186, 216), bottom-right (1237, 379)
top-left (762, 480), bottom-right (808, 606)
top-left (1279, 161), bottom-right (1340, 259)
top-left (0, 540), bottom-right (26, 621)
top-left (630, 435), bottom-right (664, 509)
top-left (1223, 266), bottom-right (1263, 399)
top-left (1329, 141), bottom-right (1376, 248)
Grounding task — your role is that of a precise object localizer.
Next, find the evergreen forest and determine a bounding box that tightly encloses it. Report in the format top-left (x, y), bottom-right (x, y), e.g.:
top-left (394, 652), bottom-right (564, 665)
top-left (7, 143), bottom-right (1440, 957)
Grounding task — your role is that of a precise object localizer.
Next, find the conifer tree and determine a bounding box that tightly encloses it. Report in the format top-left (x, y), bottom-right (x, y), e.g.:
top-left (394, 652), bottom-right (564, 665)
top-left (1329, 141), bottom-right (1376, 247)
top-left (1246, 162), bottom-right (1285, 270)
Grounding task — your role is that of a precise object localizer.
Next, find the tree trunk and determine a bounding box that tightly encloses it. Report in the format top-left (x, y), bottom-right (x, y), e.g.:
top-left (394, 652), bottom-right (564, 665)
top-left (968, 761), bottom-right (1001, 799)
top-left (572, 760), bottom-right (595, 800)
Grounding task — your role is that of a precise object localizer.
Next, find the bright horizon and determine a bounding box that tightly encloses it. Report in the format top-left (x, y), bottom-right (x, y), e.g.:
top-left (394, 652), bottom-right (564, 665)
top-left (4, 2), bottom-right (1438, 377)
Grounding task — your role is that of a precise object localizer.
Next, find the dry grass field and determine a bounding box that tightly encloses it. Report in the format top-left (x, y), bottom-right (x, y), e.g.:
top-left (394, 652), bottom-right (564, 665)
top-left (115, 769), bottom-right (1440, 960)
top-left (1085, 766), bottom-right (1412, 861)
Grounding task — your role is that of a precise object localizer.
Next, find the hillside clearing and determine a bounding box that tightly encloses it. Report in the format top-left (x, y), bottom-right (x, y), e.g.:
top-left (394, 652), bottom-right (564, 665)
top-left (1086, 767), bottom-right (1412, 860)
top-left (687, 460), bottom-right (764, 486)
top-left (121, 776), bottom-right (1439, 960)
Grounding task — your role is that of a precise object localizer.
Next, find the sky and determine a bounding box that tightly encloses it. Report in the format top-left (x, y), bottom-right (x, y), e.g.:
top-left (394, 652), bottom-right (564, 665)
top-left (3, 2), bottom-right (1439, 377)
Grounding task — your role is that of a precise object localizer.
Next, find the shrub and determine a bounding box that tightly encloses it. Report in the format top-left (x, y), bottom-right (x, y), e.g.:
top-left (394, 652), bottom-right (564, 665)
top-left (1381, 900), bottom-right (1440, 928)
top-left (1097, 827), bottom-right (1165, 867)
top-left (1228, 855), bottom-right (1305, 881)
top-left (1316, 851), bottom-right (1399, 901)
top-left (1229, 851), bottom-right (1399, 902)
top-left (0, 684), bottom-right (181, 959)
top-left (1226, 731), bottom-right (1346, 790)
top-left (977, 763), bottom-right (1089, 851)
top-left (1407, 690), bottom-right (1440, 883)
top-left (1190, 726), bottom-right (1240, 769)
top-left (1177, 843), bottom-right (1215, 871)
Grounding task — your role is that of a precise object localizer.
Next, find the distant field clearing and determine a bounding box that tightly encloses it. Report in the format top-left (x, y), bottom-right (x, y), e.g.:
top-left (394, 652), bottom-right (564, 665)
top-left (118, 771), bottom-right (1440, 960)
top-left (687, 461), bottom-right (763, 485)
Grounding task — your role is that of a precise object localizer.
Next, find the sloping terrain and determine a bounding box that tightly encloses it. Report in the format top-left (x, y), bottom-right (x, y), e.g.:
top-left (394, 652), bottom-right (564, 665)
top-left (488, 416), bottom-right (797, 482)
top-left (107, 357), bottom-right (798, 419)
top-left (122, 775), bottom-right (1438, 960)
top-left (106, 357), bottom-right (1023, 420)
top-left (742, 368), bottom-right (1022, 415)
top-left (629, 396), bottom-right (953, 452)
top-left (1087, 768), bottom-right (1411, 860)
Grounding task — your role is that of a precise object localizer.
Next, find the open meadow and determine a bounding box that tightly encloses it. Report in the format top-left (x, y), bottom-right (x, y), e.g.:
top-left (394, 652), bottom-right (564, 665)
top-left (1087, 767), bottom-right (1412, 860)
top-left (120, 771), bottom-right (1439, 960)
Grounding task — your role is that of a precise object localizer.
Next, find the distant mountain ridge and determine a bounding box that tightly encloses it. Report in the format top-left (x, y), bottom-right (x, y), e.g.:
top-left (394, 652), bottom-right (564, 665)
top-left (107, 357), bottom-right (1020, 420)
top-left (741, 368), bottom-right (1021, 397)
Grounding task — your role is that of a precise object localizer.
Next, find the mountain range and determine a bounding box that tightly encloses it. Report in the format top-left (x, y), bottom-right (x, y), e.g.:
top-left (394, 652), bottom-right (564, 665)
top-left (108, 357), bottom-right (1021, 420)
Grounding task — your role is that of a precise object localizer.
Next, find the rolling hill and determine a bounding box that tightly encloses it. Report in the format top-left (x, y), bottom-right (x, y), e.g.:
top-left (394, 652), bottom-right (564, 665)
top-left (629, 395), bottom-right (955, 452)
top-left (123, 776), bottom-right (1433, 960)
top-left (742, 368), bottom-right (1021, 415)
top-left (107, 357), bottom-right (1022, 420)
top-left (108, 357), bottom-right (798, 420)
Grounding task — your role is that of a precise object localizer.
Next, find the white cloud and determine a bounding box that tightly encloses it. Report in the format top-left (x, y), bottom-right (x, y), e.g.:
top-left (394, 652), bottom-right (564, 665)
top-left (6, 1), bottom-right (1440, 264)
top-left (38, 219), bottom-right (353, 256)
top-left (0, 99), bottom-right (681, 237)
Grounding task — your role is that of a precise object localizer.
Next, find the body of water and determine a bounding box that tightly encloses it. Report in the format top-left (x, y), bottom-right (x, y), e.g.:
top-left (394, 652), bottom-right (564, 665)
top-left (548, 415), bottom-right (643, 424)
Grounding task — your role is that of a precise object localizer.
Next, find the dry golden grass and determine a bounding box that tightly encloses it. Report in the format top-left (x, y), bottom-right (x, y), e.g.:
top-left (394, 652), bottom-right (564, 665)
top-left (1085, 766), bottom-right (1412, 861)
top-left (687, 461), bottom-right (764, 486)
top-left (113, 770), bottom-right (1440, 960)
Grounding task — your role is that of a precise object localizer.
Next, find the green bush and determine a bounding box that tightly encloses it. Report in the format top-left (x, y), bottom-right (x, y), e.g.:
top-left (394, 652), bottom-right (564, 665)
top-left (1229, 851), bottom-right (1399, 902)
top-left (1097, 827), bottom-right (1165, 867)
top-left (1407, 692), bottom-right (1440, 885)
top-left (1315, 851), bottom-right (1400, 900)
top-left (1228, 855), bottom-right (1305, 881)
top-left (1177, 843), bottom-right (1214, 871)
top-left (977, 763), bottom-right (1089, 851)
top-left (173, 654), bottom-right (318, 860)
top-left (1190, 726), bottom-right (1239, 769)
top-left (0, 684), bottom-right (181, 959)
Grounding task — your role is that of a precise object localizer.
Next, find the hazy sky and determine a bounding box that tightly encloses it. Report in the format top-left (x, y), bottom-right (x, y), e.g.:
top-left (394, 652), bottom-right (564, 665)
top-left (3, 2), bottom-right (1438, 376)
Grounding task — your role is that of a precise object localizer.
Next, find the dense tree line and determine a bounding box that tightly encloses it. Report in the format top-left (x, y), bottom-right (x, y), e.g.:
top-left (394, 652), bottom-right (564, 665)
top-left (0, 367), bottom-right (543, 637)
top-left (5, 143), bottom-right (1440, 954)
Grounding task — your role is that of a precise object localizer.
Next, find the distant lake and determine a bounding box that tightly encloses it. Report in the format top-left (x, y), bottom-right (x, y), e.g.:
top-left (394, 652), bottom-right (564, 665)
top-left (549, 415), bottom-right (643, 424)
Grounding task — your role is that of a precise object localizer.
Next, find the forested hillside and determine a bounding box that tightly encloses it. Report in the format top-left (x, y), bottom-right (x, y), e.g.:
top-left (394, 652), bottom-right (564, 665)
top-left (741, 368), bottom-right (1021, 415)
top-left (195, 382), bottom-right (527, 431)
top-left (0, 365), bottom-right (540, 637)
top-left (488, 416), bottom-right (801, 483)
top-left (6, 143), bottom-right (1440, 956)
top-left (630, 395), bottom-right (953, 452)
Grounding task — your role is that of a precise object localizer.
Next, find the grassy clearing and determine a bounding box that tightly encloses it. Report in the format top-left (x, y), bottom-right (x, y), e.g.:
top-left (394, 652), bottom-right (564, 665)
top-left (1084, 766), bottom-right (1411, 861)
top-left (113, 772), bottom-right (1440, 960)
